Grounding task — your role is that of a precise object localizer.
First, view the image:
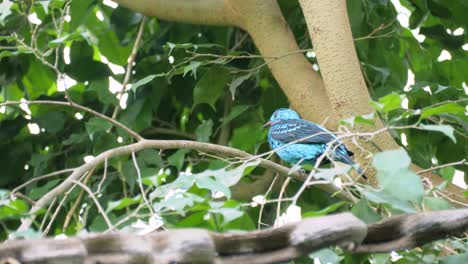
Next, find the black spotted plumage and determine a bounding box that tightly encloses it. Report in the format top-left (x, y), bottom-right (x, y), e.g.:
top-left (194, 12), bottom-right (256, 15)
top-left (265, 108), bottom-right (363, 175)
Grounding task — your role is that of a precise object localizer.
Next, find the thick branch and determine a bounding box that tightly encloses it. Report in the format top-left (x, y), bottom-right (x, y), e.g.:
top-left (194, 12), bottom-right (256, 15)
top-left (355, 209), bottom-right (468, 252)
top-left (114, 0), bottom-right (234, 26)
top-left (18, 139), bottom-right (355, 231)
top-left (113, 0), bottom-right (337, 125)
top-left (299, 0), bottom-right (398, 179)
top-left (298, 0), bottom-right (467, 204)
top-left (3, 210), bottom-right (468, 263)
top-left (230, 0), bottom-right (337, 125)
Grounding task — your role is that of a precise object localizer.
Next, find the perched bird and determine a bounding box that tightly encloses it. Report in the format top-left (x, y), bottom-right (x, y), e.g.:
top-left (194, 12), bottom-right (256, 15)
top-left (264, 108), bottom-right (363, 174)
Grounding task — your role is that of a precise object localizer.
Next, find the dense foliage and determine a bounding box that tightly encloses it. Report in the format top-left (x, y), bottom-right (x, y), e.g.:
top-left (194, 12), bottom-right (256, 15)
top-left (0, 0), bottom-right (466, 262)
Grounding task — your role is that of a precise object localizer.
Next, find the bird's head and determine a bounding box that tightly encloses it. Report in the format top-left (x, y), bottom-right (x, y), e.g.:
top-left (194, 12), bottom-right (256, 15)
top-left (263, 108), bottom-right (301, 127)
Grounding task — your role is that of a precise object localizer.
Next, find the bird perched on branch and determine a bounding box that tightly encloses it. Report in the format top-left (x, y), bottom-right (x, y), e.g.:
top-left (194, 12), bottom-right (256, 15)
top-left (264, 108), bottom-right (363, 175)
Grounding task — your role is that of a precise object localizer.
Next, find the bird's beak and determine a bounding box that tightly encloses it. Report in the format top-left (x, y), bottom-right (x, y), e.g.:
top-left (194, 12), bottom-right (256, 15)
top-left (263, 121), bottom-right (272, 128)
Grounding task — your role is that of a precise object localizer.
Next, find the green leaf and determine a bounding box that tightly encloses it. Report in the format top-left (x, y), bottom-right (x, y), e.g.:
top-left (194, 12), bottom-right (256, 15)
top-left (131, 74), bottom-right (158, 92)
top-left (150, 174), bottom-right (195, 200)
top-left (351, 199), bottom-right (381, 224)
top-left (176, 211), bottom-right (208, 228)
top-left (183, 61), bottom-right (202, 78)
top-left (190, 160), bottom-right (260, 194)
top-left (423, 197), bottom-right (453, 211)
top-left (118, 99), bottom-right (153, 131)
top-left (314, 165), bottom-right (351, 181)
top-left (0, 199), bottom-right (29, 219)
top-left (309, 248), bottom-right (339, 264)
top-left (167, 149), bottom-right (190, 170)
top-left (195, 119), bottom-right (213, 142)
top-left (219, 105), bottom-right (250, 127)
top-left (440, 253), bottom-right (468, 264)
top-left (439, 166), bottom-right (455, 181)
top-left (85, 117), bottom-right (112, 140)
top-left (209, 207), bottom-right (243, 226)
top-left (29, 179), bottom-right (60, 200)
top-left (196, 175), bottom-right (231, 199)
top-left (373, 148), bottom-right (411, 171)
top-left (63, 133), bottom-right (87, 145)
top-left (139, 149), bottom-right (164, 168)
top-left (229, 73), bottom-right (251, 100)
top-left (373, 149), bottom-right (424, 203)
top-left (106, 196), bottom-right (141, 212)
top-left (419, 103), bottom-right (466, 120)
top-left (97, 31), bottom-right (132, 65)
top-left (36, 112), bottom-right (66, 133)
top-left (303, 201), bottom-right (348, 218)
top-left (361, 189), bottom-right (416, 213)
top-left (48, 32), bottom-right (86, 48)
top-left (230, 122), bottom-right (266, 152)
top-left (153, 193), bottom-right (204, 215)
top-left (342, 113), bottom-right (375, 127)
top-left (370, 93), bottom-right (403, 113)
top-left (89, 79), bottom-right (118, 105)
top-left (418, 124), bottom-right (456, 143)
top-left (215, 160), bottom-right (260, 187)
top-left (193, 67), bottom-right (229, 110)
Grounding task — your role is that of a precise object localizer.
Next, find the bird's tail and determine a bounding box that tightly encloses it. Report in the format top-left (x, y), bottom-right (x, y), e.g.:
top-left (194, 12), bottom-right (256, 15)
top-left (335, 153), bottom-right (366, 178)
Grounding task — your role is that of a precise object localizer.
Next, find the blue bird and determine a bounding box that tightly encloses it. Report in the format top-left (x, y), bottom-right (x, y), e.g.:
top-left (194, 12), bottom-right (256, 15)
top-left (264, 108), bottom-right (363, 175)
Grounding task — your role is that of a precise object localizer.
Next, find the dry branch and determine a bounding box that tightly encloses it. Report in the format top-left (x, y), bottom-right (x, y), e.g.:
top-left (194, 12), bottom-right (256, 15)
top-left (2, 210), bottom-right (467, 263)
top-left (106, 0), bottom-right (466, 205)
top-left (17, 139), bottom-right (355, 232)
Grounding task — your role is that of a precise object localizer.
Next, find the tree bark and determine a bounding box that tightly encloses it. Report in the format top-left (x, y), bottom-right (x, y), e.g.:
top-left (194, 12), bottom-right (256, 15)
top-left (298, 0), bottom-right (467, 202)
top-left (298, 0), bottom-right (398, 184)
top-left (114, 0), bottom-right (337, 126)
top-left (112, 0), bottom-right (467, 203)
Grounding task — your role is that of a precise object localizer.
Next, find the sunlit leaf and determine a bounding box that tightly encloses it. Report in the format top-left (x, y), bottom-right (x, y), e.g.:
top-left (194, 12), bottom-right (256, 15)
top-left (418, 124), bottom-right (456, 143)
top-left (131, 74), bottom-right (158, 92)
top-left (419, 103), bottom-right (466, 121)
top-left (373, 149), bottom-right (424, 203)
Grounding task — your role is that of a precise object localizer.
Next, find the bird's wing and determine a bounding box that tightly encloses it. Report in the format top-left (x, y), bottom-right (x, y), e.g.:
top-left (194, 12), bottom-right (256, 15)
top-left (269, 119), bottom-right (337, 144)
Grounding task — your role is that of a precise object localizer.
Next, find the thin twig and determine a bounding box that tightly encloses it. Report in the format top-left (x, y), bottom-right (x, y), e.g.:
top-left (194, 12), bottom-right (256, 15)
top-left (354, 20), bottom-right (396, 41)
top-left (0, 100), bottom-right (143, 141)
top-left (96, 158), bottom-right (108, 194)
top-left (17, 139), bottom-right (353, 232)
top-left (131, 152), bottom-right (154, 213)
top-left (39, 198), bottom-right (56, 232)
top-left (11, 168), bottom-right (76, 195)
top-left (417, 159), bottom-right (467, 175)
top-left (112, 16), bottom-right (148, 119)
top-left (71, 180), bottom-right (114, 230)
top-left (63, 172), bottom-right (93, 231)
top-left (258, 174), bottom-right (279, 229)
top-left (41, 170), bottom-right (91, 236)
top-left (276, 177), bottom-right (291, 222)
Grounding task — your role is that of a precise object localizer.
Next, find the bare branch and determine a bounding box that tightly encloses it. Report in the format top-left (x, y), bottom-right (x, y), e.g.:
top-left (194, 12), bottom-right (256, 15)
top-left (111, 16), bottom-right (148, 119)
top-left (131, 152), bottom-right (153, 213)
top-left (17, 139), bottom-right (354, 231)
top-left (0, 100), bottom-right (143, 141)
top-left (71, 180), bottom-right (114, 231)
top-left (417, 159), bottom-right (467, 175)
top-left (3, 210), bottom-right (467, 263)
